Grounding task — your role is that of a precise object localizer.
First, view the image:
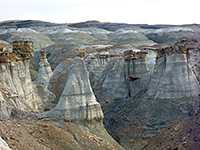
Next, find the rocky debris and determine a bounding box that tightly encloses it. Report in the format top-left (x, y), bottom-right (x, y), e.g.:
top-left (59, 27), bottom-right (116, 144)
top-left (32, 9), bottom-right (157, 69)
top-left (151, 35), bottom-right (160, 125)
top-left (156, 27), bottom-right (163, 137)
top-left (35, 51), bottom-right (53, 87)
top-left (0, 117), bottom-right (123, 150)
top-left (40, 57), bottom-right (104, 121)
top-left (0, 136), bottom-right (11, 150)
top-left (143, 109), bottom-right (200, 150)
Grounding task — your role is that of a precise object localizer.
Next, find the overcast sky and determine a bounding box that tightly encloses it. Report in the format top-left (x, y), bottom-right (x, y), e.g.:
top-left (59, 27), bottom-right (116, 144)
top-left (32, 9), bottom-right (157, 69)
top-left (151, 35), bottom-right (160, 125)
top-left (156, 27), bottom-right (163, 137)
top-left (1, 0), bottom-right (200, 25)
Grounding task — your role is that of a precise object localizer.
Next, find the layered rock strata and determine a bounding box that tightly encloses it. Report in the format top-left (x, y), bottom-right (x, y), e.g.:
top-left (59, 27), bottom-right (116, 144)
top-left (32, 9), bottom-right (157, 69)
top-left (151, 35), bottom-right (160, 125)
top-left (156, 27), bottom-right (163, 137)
top-left (40, 57), bottom-right (104, 121)
top-left (101, 42), bottom-right (200, 149)
top-left (0, 41), bottom-right (34, 63)
top-left (0, 41), bottom-right (55, 112)
top-left (100, 50), bottom-right (150, 100)
top-left (0, 81), bottom-right (31, 120)
top-left (0, 41), bottom-right (38, 110)
top-left (87, 48), bottom-right (111, 89)
top-left (145, 45), bottom-right (200, 133)
top-left (35, 51), bottom-right (53, 87)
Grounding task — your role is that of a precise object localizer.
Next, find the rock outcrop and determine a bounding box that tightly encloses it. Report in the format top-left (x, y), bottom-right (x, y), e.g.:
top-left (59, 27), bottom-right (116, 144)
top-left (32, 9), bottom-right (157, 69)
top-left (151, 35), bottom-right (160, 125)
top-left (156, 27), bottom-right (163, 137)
top-left (100, 50), bottom-right (150, 100)
top-left (0, 92), bottom-right (12, 120)
top-left (144, 45), bottom-right (200, 135)
top-left (35, 50), bottom-right (53, 87)
top-left (0, 41), bottom-right (55, 113)
top-left (99, 41), bottom-right (200, 149)
top-left (0, 41), bottom-right (34, 63)
top-left (40, 57), bottom-right (104, 121)
top-left (0, 81), bottom-right (31, 120)
top-left (39, 57), bottom-right (124, 150)
top-left (148, 52), bottom-right (199, 99)
top-left (87, 48), bottom-right (111, 89)
top-left (0, 41), bottom-right (38, 110)
top-left (0, 137), bottom-right (11, 150)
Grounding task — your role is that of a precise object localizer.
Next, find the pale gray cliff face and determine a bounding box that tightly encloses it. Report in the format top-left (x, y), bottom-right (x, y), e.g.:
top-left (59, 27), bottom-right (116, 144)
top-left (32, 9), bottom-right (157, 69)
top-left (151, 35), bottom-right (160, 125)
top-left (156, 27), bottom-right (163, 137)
top-left (102, 48), bottom-right (200, 148)
top-left (32, 82), bottom-right (55, 111)
top-left (0, 60), bottom-right (38, 110)
top-left (0, 80), bottom-right (34, 119)
top-left (101, 56), bottom-right (150, 100)
top-left (87, 57), bottom-right (110, 89)
top-left (147, 53), bottom-right (199, 99)
top-left (0, 137), bottom-right (11, 150)
top-left (141, 53), bottom-right (200, 134)
top-left (146, 50), bottom-right (157, 72)
top-left (35, 58), bottom-right (53, 87)
top-left (0, 60), bottom-right (55, 112)
top-left (0, 92), bottom-right (12, 120)
top-left (40, 57), bottom-right (104, 121)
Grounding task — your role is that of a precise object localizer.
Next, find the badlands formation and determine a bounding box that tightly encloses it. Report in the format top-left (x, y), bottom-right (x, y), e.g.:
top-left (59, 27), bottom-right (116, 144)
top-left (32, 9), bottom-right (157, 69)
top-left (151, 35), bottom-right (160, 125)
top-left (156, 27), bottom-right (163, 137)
top-left (0, 20), bottom-right (200, 150)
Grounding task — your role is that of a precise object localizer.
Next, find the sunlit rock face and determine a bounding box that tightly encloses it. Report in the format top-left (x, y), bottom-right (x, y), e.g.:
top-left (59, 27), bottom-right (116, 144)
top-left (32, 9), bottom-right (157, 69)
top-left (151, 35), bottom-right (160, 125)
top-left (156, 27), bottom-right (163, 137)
top-left (147, 53), bottom-right (199, 99)
top-left (87, 48), bottom-right (111, 89)
top-left (0, 41), bottom-right (55, 112)
top-left (101, 42), bottom-right (200, 149)
top-left (0, 41), bottom-right (37, 110)
top-left (0, 60), bottom-right (38, 110)
top-left (35, 51), bottom-right (53, 87)
top-left (144, 49), bottom-right (200, 133)
top-left (0, 92), bottom-right (11, 120)
top-left (0, 81), bottom-right (31, 120)
top-left (40, 57), bottom-right (104, 121)
top-left (100, 51), bottom-right (150, 100)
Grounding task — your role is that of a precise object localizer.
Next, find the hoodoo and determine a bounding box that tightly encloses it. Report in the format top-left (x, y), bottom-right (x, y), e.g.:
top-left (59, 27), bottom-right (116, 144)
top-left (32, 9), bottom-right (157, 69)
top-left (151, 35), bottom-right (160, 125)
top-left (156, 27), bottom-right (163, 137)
top-left (40, 57), bottom-right (104, 121)
top-left (35, 50), bottom-right (53, 87)
top-left (0, 41), bottom-right (38, 110)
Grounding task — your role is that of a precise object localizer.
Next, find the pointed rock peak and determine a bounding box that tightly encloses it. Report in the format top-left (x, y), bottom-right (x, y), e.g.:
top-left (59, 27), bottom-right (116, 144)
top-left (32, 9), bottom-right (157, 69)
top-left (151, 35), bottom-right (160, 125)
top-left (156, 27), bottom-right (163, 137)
top-left (40, 57), bottom-right (104, 121)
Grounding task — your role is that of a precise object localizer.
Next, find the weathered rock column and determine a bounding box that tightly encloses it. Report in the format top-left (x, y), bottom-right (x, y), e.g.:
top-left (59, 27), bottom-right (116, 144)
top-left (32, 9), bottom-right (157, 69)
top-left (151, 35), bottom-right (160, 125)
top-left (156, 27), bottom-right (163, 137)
top-left (40, 57), bottom-right (104, 121)
top-left (35, 50), bottom-right (53, 87)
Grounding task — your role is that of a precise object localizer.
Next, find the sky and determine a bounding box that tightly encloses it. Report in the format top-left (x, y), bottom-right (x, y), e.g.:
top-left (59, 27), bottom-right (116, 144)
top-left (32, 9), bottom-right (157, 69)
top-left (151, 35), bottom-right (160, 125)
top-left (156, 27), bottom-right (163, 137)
top-left (1, 0), bottom-right (200, 25)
